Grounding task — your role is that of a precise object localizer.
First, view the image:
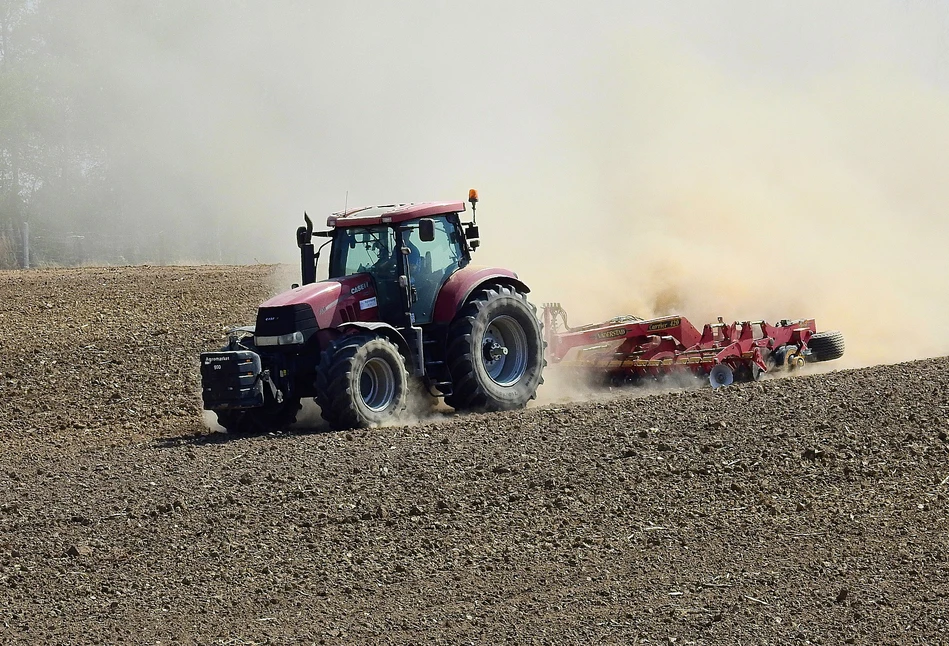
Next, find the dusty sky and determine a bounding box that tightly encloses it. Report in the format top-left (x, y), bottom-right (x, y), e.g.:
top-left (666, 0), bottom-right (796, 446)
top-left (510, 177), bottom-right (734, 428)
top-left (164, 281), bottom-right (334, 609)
top-left (66, 0), bottom-right (949, 365)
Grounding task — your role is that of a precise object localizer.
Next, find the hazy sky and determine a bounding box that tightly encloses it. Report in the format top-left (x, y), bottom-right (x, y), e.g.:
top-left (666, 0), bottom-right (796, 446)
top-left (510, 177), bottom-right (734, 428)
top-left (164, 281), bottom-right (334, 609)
top-left (70, 1), bottom-right (948, 230)
top-left (58, 0), bottom-right (949, 363)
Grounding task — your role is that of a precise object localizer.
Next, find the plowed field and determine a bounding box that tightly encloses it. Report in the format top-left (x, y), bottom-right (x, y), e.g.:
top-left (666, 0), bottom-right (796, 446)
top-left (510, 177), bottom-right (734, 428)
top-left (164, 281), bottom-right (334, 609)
top-left (1, 266), bottom-right (947, 645)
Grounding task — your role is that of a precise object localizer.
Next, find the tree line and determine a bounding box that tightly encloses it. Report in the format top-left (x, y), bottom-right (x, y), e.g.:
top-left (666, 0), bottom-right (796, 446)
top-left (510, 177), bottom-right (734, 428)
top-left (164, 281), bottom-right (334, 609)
top-left (0, 0), bottom-right (236, 268)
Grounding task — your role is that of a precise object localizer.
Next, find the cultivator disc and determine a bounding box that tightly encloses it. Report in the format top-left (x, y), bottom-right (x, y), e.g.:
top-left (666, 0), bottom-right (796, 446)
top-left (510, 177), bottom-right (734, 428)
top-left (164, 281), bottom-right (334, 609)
top-left (709, 364), bottom-right (734, 389)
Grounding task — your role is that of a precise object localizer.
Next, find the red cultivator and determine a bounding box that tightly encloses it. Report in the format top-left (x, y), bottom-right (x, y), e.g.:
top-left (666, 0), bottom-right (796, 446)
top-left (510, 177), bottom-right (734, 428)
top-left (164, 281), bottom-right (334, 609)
top-left (542, 304), bottom-right (845, 388)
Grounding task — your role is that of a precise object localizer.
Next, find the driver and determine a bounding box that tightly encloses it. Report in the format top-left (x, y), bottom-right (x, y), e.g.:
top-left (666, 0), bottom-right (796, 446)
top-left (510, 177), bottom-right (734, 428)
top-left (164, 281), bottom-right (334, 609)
top-left (366, 239), bottom-right (394, 277)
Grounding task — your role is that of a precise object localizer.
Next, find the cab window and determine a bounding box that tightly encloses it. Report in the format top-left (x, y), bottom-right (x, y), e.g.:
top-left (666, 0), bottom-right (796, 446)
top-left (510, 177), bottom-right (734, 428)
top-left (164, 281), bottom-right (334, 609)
top-left (403, 215), bottom-right (465, 281)
top-left (329, 226), bottom-right (397, 279)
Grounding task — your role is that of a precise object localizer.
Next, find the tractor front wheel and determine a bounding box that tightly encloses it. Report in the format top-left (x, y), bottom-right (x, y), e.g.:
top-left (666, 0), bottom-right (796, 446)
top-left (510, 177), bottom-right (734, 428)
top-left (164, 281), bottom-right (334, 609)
top-left (316, 334), bottom-right (409, 430)
top-left (445, 284), bottom-right (545, 412)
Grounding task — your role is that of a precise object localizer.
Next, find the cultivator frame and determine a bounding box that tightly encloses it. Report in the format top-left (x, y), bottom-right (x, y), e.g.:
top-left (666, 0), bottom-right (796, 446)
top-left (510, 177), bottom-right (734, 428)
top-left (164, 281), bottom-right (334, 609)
top-left (542, 303), bottom-right (826, 388)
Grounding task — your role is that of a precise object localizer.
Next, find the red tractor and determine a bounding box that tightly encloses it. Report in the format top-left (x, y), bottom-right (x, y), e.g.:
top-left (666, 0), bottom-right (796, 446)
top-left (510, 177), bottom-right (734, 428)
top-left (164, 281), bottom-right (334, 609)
top-left (200, 191), bottom-right (546, 431)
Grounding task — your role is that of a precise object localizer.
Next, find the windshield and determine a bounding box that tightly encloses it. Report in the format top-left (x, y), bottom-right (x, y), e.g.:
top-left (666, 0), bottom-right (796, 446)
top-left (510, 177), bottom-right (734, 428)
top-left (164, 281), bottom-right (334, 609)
top-left (329, 226), bottom-right (397, 279)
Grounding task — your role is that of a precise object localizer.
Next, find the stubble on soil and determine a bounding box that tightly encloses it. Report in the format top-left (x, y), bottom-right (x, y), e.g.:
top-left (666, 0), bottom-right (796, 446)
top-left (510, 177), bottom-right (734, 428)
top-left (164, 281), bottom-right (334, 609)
top-left (0, 265), bottom-right (947, 645)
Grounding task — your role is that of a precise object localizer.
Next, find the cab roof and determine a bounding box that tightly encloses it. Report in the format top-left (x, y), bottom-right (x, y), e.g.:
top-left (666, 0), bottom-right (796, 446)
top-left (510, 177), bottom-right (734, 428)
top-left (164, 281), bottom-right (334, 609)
top-left (326, 201), bottom-right (466, 228)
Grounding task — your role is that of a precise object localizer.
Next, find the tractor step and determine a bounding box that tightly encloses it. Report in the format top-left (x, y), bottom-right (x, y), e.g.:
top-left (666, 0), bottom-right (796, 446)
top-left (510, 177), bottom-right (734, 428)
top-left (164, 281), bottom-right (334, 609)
top-left (430, 381), bottom-right (453, 396)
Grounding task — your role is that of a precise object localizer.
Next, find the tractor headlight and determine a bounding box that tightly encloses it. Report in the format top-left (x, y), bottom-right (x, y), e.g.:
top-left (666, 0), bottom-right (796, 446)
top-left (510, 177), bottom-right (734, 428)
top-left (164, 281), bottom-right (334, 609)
top-left (254, 331), bottom-right (305, 346)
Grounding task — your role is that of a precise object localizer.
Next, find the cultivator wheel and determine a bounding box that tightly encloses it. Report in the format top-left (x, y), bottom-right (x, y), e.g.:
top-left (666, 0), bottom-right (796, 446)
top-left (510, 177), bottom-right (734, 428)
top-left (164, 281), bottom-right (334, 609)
top-left (771, 345), bottom-right (805, 371)
top-left (808, 330), bottom-right (845, 362)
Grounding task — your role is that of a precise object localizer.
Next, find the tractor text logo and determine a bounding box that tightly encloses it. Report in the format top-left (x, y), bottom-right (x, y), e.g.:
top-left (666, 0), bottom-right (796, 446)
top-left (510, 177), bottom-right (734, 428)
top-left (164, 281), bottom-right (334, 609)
top-left (594, 328), bottom-right (627, 340)
top-left (351, 282), bottom-right (370, 295)
top-left (648, 318), bottom-right (681, 332)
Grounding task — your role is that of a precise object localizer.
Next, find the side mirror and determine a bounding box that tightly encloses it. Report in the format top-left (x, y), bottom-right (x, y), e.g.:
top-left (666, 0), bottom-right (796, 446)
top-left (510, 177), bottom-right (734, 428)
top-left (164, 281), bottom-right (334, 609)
top-left (465, 225), bottom-right (479, 240)
top-left (418, 218), bottom-right (435, 242)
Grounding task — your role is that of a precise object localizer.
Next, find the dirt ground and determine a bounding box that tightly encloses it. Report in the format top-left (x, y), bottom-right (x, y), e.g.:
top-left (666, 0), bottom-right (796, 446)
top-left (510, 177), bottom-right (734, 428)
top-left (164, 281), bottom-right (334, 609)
top-left (0, 265), bottom-right (947, 645)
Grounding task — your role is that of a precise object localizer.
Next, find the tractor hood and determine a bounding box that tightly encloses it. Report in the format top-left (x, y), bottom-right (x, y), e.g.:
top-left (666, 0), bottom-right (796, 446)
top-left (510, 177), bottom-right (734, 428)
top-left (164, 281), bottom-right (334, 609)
top-left (257, 274), bottom-right (379, 334)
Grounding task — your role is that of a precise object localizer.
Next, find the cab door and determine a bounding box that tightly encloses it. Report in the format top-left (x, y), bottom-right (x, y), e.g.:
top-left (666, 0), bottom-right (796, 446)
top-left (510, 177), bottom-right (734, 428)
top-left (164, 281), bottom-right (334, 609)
top-left (402, 215), bottom-right (466, 325)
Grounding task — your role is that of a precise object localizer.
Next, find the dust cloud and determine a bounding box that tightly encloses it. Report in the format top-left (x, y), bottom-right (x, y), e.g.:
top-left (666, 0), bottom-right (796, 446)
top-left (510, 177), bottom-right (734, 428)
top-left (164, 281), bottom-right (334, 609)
top-left (475, 4), bottom-right (949, 368)
top-left (18, 1), bottom-right (949, 368)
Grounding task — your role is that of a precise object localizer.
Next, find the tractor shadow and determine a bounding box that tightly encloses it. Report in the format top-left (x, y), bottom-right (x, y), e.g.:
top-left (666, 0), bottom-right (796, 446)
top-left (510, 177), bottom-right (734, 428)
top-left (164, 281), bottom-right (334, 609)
top-left (155, 402), bottom-right (336, 448)
top-left (155, 423), bottom-right (338, 448)
top-left (154, 399), bottom-right (463, 449)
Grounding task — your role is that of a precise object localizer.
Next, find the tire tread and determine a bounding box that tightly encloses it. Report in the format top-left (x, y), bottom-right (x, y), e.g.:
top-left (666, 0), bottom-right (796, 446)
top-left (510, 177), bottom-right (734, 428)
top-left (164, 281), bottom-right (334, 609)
top-left (809, 330), bottom-right (845, 362)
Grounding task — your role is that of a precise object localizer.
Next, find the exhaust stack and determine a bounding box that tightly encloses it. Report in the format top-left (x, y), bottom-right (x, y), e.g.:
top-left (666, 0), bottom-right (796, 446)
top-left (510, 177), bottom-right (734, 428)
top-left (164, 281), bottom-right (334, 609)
top-left (296, 213), bottom-right (316, 285)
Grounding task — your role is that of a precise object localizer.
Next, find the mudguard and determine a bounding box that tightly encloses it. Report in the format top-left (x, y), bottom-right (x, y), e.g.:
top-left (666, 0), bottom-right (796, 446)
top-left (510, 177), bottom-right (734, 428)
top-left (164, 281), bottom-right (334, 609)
top-left (432, 265), bottom-right (531, 324)
top-left (336, 322), bottom-right (411, 359)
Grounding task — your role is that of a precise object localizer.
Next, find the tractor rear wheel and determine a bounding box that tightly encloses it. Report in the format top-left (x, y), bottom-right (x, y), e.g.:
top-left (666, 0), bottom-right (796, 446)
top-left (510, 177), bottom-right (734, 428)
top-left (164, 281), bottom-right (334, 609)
top-left (316, 334), bottom-right (409, 430)
top-left (445, 284), bottom-right (545, 412)
top-left (808, 330), bottom-right (845, 362)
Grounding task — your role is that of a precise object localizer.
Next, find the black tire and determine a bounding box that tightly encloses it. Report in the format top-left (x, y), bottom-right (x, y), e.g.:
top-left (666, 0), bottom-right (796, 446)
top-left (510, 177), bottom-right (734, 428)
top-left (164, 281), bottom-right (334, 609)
top-left (316, 334), bottom-right (408, 430)
top-left (214, 397), bottom-right (302, 434)
top-left (809, 330), bottom-right (845, 362)
top-left (444, 284), bottom-right (545, 412)
top-left (770, 344), bottom-right (802, 371)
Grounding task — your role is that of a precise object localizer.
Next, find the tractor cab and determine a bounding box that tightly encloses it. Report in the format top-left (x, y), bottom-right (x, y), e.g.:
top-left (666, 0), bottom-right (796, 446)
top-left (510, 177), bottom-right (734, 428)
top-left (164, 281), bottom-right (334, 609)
top-left (316, 205), bottom-right (473, 325)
